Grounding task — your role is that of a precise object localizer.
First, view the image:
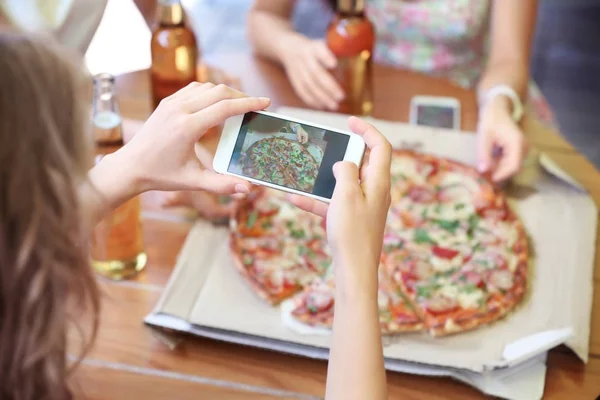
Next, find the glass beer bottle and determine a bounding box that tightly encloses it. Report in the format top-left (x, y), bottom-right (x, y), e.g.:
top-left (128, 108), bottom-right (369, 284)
top-left (91, 73), bottom-right (147, 280)
top-left (150, 0), bottom-right (198, 108)
top-left (326, 0), bottom-right (375, 116)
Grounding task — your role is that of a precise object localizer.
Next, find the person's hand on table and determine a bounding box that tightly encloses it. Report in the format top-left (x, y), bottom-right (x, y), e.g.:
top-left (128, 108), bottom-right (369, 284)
top-left (288, 116), bottom-right (391, 289)
top-left (87, 83), bottom-right (270, 221)
top-left (281, 37), bottom-right (345, 111)
top-left (476, 96), bottom-right (528, 182)
top-left (291, 123), bottom-right (309, 144)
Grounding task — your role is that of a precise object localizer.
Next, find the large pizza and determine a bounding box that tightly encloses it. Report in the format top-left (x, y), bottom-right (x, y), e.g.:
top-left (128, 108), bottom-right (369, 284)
top-left (241, 137), bottom-right (320, 192)
top-left (230, 150), bottom-right (528, 336)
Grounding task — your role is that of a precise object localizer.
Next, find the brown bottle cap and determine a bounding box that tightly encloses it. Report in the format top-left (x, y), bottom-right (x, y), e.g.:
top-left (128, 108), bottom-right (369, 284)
top-left (337, 0), bottom-right (366, 13)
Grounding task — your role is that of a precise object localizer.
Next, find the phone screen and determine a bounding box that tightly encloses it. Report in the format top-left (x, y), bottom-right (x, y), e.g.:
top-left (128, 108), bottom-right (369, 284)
top-left (416, 105), bottom-right (457, 129)
top-left (228, 112), bottom-right (350, 199)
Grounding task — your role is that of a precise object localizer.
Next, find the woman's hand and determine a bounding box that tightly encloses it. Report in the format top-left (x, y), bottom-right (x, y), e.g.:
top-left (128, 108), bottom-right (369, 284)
top-left (288, 117), bottom-right (392, 288)
top-left (281, 37), bottom-right (344, 111)
top-left (124, 83), bottom-right (269, 193)
top-left (294, 124), bottom-right (309, 144)
top-left (476, 96), bottom-right (528, 182)
top-left (88, 83), bottom-right (270, 220)
top-left (291, 117), bottom-right (391, 400)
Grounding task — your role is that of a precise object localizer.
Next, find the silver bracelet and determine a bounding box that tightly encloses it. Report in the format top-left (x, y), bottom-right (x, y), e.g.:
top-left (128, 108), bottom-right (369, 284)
top-left (479, 84), bottom-right (524, 123)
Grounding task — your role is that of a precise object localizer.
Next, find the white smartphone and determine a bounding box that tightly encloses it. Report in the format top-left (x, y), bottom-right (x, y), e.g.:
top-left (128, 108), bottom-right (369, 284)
top-left (409, 95), bottom-right (461, 130)
top-left (213, 110), bottom-right (366, 203)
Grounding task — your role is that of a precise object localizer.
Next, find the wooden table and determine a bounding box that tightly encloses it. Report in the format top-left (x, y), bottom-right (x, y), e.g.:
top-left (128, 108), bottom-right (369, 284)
top-left (71, 52), bottom-right (600, 399)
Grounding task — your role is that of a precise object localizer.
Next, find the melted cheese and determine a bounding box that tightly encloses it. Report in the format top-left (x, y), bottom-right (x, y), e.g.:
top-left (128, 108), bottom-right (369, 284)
top-left (428, 203), bottom-right (476, 221)
top-left (277, 201), bottom-right (298, 220)
top-left (457, 289), bottom-right (485, 309)
top-left (507, 253), bottom-right (519, 272)
top-left (430, 252), bottom-right (463, 273)
top-left (308, 291), bottom-right (333, 308)
top-left (438, 284), bottom-right (459, 299)
top-left (477, 219), bottom-right (519, 248)
top-left (280, 299), bottom-right (332, 336)
top-left (391, 157), bottom-right (423, 183)
top-left (440, 172), bottom-right (480, 194)
top-left (428, 228), bottom-right (469, 247)
top-left (378, 291), bottom-right (389, 309)
top-left (444, 318), bottom-right (461, 333)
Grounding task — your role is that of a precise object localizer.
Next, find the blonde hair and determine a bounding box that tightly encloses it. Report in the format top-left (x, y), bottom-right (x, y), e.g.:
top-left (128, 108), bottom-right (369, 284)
top-left (0, 31), bottom-right (100, 399)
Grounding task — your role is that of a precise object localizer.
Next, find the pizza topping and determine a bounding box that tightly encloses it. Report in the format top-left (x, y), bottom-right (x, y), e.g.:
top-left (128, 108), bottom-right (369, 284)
top-left (489, 269), bottom-right (514, 290)
top-left (407, 186), bottom-right (435, 203)
top-left (444, 318), bottom-right (462, 333)
top-left (306, 291), bottom-right (334, 313)
top-left (246, 210), bottom-right (259, 229)
top-left (382, 240), bottom-right (404, 253)
top-left (255, 199), bottom-right (280, 216)
top-left (413, 228), bottom-right (435, 244)
top-left (439, 172), bottom-right (481, 195)
top-left (432, 219), bottom-right (460, 233)
top-left (268, 270), bottom-right (284, 290)
top-left (391, 156), bottom-right (422, 183)
top-left (429, 251), bottom-right (462, 273)
top-left (242, 254), bottom-right (253, 266)
top-left (479, 206), bottom-right (508, 221)
top-left (456, 271), bottom-right (484, 288)
top-left (426, 294), bottom-right (459, 315)
top-left (414, 261), bottom-right (435, 280)
top-left (457, 287), bottom-right (486, 309)
top-left (417, 160), bottom-right (438, 178)
top-left (378, 291), bottom-right (390, 308)
top-left (428, 202), bottom-right (475, 221)
top-left (432, 245), bottom-right (459, 259)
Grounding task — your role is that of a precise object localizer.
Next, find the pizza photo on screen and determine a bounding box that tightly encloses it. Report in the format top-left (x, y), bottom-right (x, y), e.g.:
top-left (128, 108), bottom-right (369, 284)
top-left (228, 118), bottom-right (329, 193)
top-left (230, 149), bottom-right (530, 338)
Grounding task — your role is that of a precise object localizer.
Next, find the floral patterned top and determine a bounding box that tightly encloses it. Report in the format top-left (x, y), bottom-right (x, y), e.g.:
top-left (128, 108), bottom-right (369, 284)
top-left (322, 0), bottom-right (555, 126)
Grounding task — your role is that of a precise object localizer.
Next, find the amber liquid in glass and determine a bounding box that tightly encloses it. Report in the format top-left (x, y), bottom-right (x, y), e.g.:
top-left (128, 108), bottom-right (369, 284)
top-left (90, 74), bottom-right (147, 280)
top-left (326, 13), bottom-right (375, 116)
top-left (150, 1), bottom-right (198, 108)
top-left (90, 142), bottom-right (147, 280)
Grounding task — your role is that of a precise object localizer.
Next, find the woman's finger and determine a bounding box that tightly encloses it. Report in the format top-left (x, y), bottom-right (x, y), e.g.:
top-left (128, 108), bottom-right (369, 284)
top-left (306, 54), bottom-right (344, 103)
top-left (313, 40), bottom-right (338, 69)
top-left (298, 64), bottom-right (338, 110)
top-left (332, 161), bottom-right (362, 197)
top-left (476, 129), bottom-right (494, 173)
top-left (288, 70), bottom-right (319, 108)
top-left (287, 193), bottom-right (328, 218)
top-left (188, 169), bottom-right (252, 195)
top-left (190, 96), bottom-right (270, 136)
top-left (183, 83), bottom-right (247, 113)
top-left (491, 145), bottom-right (523, 182)
top-left (347, 117), bottom-right (391, 196)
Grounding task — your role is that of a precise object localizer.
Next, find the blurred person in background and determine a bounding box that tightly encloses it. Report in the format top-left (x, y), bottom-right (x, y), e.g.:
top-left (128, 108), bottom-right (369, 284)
top-left (248, 0), bottom-right (554, 182)
top-left (0, 0), bottom-right (159, 54)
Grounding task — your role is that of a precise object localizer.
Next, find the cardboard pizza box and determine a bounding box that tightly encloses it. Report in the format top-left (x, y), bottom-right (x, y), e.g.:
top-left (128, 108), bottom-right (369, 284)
top-left (145, 108), bottom-right (597, 400)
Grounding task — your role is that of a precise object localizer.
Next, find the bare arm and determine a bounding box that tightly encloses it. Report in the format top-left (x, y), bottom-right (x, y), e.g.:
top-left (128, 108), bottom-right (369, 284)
top-left (478, 0), bottom-right (538, 101)
top-left (247, 0), bottom-right (302, 64)
top-left (81, 149), bottom-right (140, 225)
top-left (475, 0), bottom-right (537, 181)
top-left (290, 117), bottom-right (391, 400)
top-left (326, 269), bottom-right (387, 400)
